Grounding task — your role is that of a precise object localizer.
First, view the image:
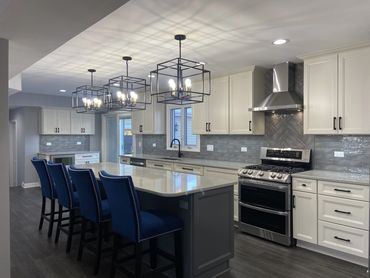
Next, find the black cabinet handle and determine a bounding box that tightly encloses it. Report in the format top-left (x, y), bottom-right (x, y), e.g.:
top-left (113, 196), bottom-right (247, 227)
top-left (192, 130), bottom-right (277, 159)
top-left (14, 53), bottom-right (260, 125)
top-left (55, 128), bottom-right (58, 133)
top-left (154, 164), bottom-right (164, 167)
top-left (208, 122), bottom-right (211, 132)
top-left (333, 117), bottom-right (337, 130)
top-left (182, 167), bottom-right (194, 171)
top-left (334, 236), bottom-right (351, 242)
top-left (249, 120), bottom-right (252, 132)
top-left (205, 123), bottom-right (208, 132)
top-left (302, 183), bottom-right (307, 187)
top-left (339, 116), bottom-right (342, 130)
top-left (292, 195), bottom-right (296, 208)
top-left (334, 188), bottom-right (351, 193)
top-left (334, 209), bottom-right (351, 215)
top-left (139, 125), bottom-right (143, 133)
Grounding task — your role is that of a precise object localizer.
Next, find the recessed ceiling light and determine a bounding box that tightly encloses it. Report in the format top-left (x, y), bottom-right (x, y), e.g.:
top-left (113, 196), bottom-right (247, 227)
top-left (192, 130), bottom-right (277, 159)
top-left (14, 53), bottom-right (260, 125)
top-left (59, 89), bottom-right (66, 93)
top-left (272, 39), bottom-right (289, 45)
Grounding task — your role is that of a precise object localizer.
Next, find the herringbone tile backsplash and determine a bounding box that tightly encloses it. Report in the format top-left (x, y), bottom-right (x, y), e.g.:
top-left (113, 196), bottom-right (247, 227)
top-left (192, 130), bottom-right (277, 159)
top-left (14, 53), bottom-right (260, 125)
top-left (142, 64), bottom-right (370, 174)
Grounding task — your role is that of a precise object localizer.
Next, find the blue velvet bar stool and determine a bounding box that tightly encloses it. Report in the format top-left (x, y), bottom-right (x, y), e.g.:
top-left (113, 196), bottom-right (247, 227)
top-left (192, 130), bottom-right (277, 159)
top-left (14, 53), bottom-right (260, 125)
top-left (47, 162), bottom-right (80, 253)
top-left (68, 167), bottom-right (111, 275)
top-left (31, 157), bottom-right (59, 238)
top-left (99, 171), bottom-right (183, 278)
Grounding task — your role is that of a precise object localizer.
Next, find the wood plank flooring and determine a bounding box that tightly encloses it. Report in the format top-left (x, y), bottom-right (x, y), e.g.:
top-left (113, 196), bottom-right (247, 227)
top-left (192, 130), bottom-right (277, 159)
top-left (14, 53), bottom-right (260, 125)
top-left (10, 187), bottom-right (368, 278)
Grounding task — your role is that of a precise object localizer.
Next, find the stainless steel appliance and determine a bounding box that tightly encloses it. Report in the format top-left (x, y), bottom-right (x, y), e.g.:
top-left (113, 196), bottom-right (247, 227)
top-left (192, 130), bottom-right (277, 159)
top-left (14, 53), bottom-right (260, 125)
top-left (50, 154), bottom-right (75, 166)
top-left (129, 157), bottom-right (146, 167)
top-left (238, 147), bottom-right (311, 246)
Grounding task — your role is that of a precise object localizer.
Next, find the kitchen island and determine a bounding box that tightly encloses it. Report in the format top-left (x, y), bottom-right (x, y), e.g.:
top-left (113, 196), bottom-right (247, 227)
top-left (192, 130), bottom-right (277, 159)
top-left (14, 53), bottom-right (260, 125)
top-left (77, 162), bottom-right (236, 278)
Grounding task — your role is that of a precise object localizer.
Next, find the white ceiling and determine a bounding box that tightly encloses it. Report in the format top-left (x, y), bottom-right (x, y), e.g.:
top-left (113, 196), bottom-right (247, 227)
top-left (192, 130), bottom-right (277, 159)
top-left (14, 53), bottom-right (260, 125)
top-left (21, 0), bottom-right (370, 96)
top-left (0, 0), bottom-right (129, 78)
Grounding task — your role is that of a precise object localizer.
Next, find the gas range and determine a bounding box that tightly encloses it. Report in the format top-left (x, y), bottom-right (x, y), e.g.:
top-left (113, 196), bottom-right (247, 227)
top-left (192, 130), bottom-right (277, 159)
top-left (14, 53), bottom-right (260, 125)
top-left (238, 147), bottom-right (311, 184)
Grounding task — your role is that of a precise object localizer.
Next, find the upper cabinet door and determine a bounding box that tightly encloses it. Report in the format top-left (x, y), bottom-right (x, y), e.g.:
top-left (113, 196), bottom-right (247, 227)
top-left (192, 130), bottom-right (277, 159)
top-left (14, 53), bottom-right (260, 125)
top-left (132, 110), bottom-right (144, 134)
top-left (70, 112), bottom-right (82, 134)
top-left (40, 109), bottom-right (58, 134)
top-left (304, 54), bottom-right (338, 134)
top-left (338, 47), bottom-right (370, 134)
top-left (57, 110), bottom-right (71, 134)
top-left (81, 114), bottom-right (95, 135)
top-left (192, 81), bottom-right (208, 134)
top-left (229, 71), bottom-right (253, 134)
top-left (208, 76), bottom-right (229, 134)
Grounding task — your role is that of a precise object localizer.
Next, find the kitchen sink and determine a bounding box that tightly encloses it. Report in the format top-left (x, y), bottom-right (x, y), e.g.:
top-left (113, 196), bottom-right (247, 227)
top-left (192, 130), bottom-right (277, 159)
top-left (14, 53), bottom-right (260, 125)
top-left (160, 157), bottom-right (181, 161)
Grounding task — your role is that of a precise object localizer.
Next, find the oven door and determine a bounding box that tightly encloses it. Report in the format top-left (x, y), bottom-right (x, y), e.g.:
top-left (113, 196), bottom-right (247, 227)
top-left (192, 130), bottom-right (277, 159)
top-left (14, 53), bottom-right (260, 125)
top-left (239, 202), bottom-right (290, 236)
top-left (239, 178), bottom-right (290, 211)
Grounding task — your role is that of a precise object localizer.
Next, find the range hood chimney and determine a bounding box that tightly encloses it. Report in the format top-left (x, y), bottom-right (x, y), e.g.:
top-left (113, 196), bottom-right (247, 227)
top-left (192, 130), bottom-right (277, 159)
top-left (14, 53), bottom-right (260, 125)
top-left (250, 62), bottom-right (303, 112)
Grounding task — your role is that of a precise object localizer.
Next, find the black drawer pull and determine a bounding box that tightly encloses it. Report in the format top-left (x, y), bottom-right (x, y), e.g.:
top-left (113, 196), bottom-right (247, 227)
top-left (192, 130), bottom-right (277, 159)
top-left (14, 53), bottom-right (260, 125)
top-left (334, 188), bottom-right (351, 193)
top-left (334, 236), bottom-right (351, 243)
top-left (334, 209), bottom-right (351, 215)
top-left (182, 167), bottom-right (194, 171)
top-left (301, 183), bottom-right (307, 187)
top-left (154, 164), bottom-right (164, 167)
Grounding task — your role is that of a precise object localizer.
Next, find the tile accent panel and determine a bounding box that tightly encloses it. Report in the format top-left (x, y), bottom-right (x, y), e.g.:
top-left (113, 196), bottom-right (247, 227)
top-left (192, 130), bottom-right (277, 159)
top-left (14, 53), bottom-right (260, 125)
top-left (40, 135), bottom-right (90, 152)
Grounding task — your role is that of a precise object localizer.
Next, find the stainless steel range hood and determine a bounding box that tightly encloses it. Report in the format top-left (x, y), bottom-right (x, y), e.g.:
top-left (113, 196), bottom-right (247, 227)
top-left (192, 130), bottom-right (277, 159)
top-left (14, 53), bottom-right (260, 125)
top-left (250, 62), bottom-right (303, 112)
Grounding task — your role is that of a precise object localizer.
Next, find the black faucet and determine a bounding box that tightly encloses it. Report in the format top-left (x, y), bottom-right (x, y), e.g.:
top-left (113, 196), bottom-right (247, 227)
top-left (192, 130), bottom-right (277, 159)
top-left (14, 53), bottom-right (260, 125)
top-left (170, 138), bottom-right (183, 158)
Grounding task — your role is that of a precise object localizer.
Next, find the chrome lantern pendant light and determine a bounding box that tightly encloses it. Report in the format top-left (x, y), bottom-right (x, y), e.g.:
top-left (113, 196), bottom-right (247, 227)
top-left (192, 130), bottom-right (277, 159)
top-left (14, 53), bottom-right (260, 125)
top-left (72, 69), bottom-right (109, 113)
top-left (150, 34), bottom-right (211, 105)
top-left (106, 56), bottom-right (150, 111)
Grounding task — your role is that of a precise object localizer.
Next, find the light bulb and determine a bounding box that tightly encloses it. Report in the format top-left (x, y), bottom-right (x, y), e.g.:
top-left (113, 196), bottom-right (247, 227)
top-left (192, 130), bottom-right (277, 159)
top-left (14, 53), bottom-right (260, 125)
top-left (184, 78), bottom-right (192, 91)
top-left (130, 91), bottom-right (138, 104)
top-left (168, 79), bottom-right (176, 91)
top-left (116, 91), bottom-right (122, 98)
top-left (82, 97), bottom-right (87, 105)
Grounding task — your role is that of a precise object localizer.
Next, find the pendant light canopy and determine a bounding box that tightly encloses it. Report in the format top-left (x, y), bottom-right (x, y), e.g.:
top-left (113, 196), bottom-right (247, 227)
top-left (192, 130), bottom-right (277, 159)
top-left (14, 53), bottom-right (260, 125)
top-left (72, 69), bottom-right (109, 113)
top-left (150, 34), bottom-right (211, 105)
top-left (106, 56), bottom-right (150, 111)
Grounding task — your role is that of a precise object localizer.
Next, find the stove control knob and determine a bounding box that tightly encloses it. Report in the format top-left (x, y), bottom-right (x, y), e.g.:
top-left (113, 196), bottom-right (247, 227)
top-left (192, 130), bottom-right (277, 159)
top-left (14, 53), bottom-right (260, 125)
top-left (277, 173), bottom-right (283, 179)
top-left (242, 169), bottom-right (248, 175)
top-left (258, 171), bottom-right (264, 177)
top-left (247, 170), bottom-right (254, 175)
top-left (270, 172), bottom-right (277, 178)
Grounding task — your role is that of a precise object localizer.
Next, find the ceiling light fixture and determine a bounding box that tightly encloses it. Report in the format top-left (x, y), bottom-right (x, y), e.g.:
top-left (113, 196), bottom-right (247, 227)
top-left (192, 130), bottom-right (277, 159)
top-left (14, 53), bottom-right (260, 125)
top-left (59, 89), bottom-right (66, 93)
top-left (106, 56), bottom-right (150, 111)
top-left (71, 69), bottom-right (109, 113)
top-left (273, 39), bottom-right (289, 45)
top-left (149, 34), bottom-right (211, 105)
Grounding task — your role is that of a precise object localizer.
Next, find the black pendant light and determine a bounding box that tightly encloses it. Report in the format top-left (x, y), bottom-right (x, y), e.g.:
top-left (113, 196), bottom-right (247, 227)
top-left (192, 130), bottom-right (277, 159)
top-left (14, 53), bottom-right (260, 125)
top-left (150, 34), bottom-right (211, 105)
top-left (106, 56), bottom-right (150, 111)
top-left (72, 69), bottom-right (109, 113)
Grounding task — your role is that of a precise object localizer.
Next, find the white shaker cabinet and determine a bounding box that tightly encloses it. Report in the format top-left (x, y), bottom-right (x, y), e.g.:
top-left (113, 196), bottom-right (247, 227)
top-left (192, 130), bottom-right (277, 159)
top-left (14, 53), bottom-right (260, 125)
top-left (192, 76), bottom-right (229, 134)
top-left (293, 190), bottom-right (318, 244)
top-left (338, 47), bottom-right (370, 134)
top-left (303, 46), bottom-right (370, 135)
top-left (229, 67), bottom-right (265, 135)
top-left (71, 112), bottom-right (95, 135)
top-left (40, 108), bottom-right (71, 135)
top-left (132, 101), bottom-right (165, 135)
top-left (303, 54), bottom-right (338, 134)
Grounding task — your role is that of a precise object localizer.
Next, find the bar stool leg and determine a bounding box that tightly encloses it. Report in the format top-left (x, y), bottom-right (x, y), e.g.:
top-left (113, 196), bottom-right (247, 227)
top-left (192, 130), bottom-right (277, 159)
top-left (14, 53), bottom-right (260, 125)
top-left (110, 234), bottom-right (120, 278)
top-left (78, 218), bottom-right (87, 261)
top-left (39, 197), bottom-right (46, 231)
top-left (66, 209), bottom-right (75, 253)
top-left (48, 199), bottom-right (55, 238)
top-left (149, 238), bottom-right (158, 269)
top-left (134, 243), bottom-right (142, 278)
top-left (174, 231), bottom-right (183, 278)
top-left (54, 204), bottom-right (63, 243)
top-left (94, 223), bottom-right (103, 275)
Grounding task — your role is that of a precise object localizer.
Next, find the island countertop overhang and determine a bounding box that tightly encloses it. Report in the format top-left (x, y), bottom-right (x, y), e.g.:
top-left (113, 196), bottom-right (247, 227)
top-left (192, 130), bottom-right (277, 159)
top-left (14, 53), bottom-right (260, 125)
top-left (76, 162), bottom-right (237, 197)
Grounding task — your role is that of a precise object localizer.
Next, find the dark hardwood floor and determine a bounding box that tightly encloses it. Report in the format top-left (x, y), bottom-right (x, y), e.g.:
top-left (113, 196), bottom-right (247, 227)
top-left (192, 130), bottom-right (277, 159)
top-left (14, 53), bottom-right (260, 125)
top-left (10, 187), bottom-right (368, 278)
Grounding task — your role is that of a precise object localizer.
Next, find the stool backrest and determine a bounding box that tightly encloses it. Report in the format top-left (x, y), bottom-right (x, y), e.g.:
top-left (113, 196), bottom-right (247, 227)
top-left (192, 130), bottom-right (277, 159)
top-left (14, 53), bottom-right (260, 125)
top-left (69, 167), bottom-right (103, 223)
top-left (31, 157), bottom-right (55, 199)
top-left (48, 162), bottom-right (75, 209)
top-left (99, 171), bottom-right (141, 242)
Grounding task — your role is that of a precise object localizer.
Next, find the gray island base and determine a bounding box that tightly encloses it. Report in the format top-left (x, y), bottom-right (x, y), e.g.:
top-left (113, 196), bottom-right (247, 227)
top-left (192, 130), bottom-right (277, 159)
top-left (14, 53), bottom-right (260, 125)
top-left (79, 162), bottom-right (236, 278)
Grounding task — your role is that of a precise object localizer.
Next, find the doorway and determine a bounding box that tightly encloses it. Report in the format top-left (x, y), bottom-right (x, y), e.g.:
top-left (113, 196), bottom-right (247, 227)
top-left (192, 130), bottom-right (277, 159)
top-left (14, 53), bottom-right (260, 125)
top-left (9, 121), bottom-right (17, 187)
top-left (119, 117), bottom-right (133, 155)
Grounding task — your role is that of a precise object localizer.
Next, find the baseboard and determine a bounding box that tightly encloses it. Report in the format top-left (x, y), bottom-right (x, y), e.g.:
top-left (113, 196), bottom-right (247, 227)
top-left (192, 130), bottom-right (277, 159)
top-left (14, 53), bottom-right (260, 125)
top-left (21, 182), bottom-right (40, 189)
top-left (297, 240), bottom-right (368, 267)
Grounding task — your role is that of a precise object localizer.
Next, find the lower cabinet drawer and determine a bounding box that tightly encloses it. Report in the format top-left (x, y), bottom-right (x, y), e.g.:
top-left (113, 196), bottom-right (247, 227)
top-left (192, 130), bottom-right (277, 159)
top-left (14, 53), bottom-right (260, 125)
top-left (318, 195), bottom-right (369, 230)
top-left (75, 152), bottom-right (100, 161)
top-left (318, 180), bottom-right (369, 202)
top-left (75, 158), bottom-right (100, 165)
top-left (174, 163), bottom-right (204, 175)
top-left (318, 220), bottom-right (368, 258)
top-left (293, 178), bottom-right (317, 193)
top-left (146, 160), bottom-right (173, 171)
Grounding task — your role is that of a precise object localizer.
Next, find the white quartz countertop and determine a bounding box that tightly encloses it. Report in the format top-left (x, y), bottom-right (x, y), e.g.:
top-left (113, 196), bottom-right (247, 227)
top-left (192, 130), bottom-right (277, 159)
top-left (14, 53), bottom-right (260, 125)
top-left (121, 154), bottom-right (247, 170)
top-left (292, 170), bottom-right (369, 186)
top-left (76, 162), bottom-right (237, 197)
top-left (38, 151), bottom-right (100, 156)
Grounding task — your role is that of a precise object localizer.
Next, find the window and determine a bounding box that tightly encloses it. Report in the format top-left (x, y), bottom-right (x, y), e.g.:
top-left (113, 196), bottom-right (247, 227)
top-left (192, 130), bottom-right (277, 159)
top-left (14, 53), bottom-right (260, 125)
top-left (167, 105), bottom-right (200, 152)
top-left (119, 117), bottom-right (133, 155)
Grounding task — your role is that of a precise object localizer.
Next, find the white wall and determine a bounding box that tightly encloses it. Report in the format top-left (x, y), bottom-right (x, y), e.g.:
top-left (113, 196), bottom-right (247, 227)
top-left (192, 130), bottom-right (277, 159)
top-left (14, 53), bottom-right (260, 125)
top-left (0, 38), bottom-right (11, 278)
top-left (9, 92), bottom-right (71, 108)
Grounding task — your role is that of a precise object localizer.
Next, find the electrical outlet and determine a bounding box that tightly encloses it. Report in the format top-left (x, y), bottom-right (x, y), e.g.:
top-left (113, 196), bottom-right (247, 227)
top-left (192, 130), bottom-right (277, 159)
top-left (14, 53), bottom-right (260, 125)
top-left (46, 142), bottom-right (52, 146)
top-left (334, 151), bottom-right (344, 158)
top-left (76, 141), bottom-right (82, 145)
top-left (152, 143), bottom-right (156, 147)
top-left (207, 144), bottom-right (214, 151)
top-left (241, 147), bottom-right (248, 152)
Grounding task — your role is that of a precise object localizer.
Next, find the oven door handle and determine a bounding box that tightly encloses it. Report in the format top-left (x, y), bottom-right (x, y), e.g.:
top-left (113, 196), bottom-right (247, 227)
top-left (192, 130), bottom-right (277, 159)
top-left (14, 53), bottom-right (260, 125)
top-left (239, 178), bottom-right (289, 192)
top-left (239, 202), bottom-right (288, 216)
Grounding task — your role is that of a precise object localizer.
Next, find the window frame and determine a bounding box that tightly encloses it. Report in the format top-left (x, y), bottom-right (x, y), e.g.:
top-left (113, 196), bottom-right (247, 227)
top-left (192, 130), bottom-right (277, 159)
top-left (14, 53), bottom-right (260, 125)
top-left (166, 104), bottom-right (200, 152)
